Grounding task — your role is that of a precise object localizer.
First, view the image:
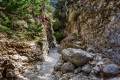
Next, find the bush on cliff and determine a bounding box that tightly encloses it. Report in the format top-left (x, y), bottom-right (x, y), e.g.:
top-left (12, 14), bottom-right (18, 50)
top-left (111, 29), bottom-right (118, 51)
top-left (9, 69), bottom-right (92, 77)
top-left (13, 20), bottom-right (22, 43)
top-left (0, 0), bottom-right (43, 40)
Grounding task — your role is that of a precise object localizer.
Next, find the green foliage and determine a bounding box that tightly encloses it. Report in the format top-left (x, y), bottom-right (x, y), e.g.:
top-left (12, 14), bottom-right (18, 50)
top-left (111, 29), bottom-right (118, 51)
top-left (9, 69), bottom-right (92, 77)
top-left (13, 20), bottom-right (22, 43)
top-left (26, 23), bottom-right (43, 39)
top-left (52, 0), bottom-right (70, 42)
top-left (0, 24), bottom-right (12, 34)
top-left (53, 0), bottom-right (70, 22)
top-left (0, 0), bottom-right (42, 15)
top-left (0, 0), bottom-right (44, 41)
top-left (53, 31), bottom-right (62, 40)
top-left (53, 20), bottom-right (60, 31)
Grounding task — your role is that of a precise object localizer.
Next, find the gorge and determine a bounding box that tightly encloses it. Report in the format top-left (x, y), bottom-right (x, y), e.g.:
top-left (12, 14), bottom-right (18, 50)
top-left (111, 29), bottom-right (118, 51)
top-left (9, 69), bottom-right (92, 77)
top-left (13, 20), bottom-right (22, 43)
top-left (0, 0), bottom-right (120, 80)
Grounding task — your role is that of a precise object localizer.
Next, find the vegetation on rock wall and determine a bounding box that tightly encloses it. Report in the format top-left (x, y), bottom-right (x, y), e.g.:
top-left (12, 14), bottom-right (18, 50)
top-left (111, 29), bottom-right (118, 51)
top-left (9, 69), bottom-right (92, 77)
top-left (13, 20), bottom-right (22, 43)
top-left (52, 0), bottom-right (70, 42)
top-left (0, 0), bottom-right (52, 41)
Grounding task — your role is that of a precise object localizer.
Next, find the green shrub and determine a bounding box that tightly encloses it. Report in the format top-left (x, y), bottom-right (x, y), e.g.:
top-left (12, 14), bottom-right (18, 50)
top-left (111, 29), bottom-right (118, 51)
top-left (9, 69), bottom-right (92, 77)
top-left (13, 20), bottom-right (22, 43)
top-left (0, 0), bottom-right (43, 40)
top-left (53, 21), bottom-right (60, 31)
top-left (53, 31), bottom-right (62, 40)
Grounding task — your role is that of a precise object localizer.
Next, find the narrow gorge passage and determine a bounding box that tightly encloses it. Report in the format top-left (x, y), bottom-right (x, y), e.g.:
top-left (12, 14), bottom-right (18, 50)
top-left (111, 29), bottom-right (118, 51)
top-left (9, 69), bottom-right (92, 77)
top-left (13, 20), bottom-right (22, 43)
top-left (39, 47), bottom-right (61, 79)
top-left (1, 0), bottom-right (120, 80)
top-left (26, 46), bottom-right (61, 80)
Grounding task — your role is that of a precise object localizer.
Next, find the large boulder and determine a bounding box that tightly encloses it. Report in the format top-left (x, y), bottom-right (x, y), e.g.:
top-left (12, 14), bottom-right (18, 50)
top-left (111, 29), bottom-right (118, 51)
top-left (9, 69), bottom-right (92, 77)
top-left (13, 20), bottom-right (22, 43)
top-left (62, 48), bottom-right (93, 66)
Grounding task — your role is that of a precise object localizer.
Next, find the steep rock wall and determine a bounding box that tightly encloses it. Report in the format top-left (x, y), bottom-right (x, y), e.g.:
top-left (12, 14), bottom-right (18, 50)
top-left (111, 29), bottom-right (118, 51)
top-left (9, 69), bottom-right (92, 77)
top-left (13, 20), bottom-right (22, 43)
top-left (60, 0), bottom-right (120, 64)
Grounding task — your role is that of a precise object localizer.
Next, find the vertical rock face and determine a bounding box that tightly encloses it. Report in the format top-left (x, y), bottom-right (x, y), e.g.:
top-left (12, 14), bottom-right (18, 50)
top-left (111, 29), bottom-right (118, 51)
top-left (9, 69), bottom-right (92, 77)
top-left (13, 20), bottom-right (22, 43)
top-left (60, 0), bottom-right (120, 64)
top-left (35, 12), bottom-right (57, 49)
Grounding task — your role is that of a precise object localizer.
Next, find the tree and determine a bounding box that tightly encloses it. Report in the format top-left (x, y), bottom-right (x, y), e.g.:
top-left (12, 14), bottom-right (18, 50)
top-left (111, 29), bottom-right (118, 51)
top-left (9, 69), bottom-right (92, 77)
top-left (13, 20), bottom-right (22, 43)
top-left (0, 0), bottom-right (43, 39)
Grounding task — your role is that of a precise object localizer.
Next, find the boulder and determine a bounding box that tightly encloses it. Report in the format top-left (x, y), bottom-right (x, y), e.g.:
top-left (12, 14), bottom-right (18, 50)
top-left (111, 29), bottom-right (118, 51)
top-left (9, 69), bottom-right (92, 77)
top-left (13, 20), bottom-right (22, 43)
top-left (62, 48), bottom-right (93, 66)
top-left (61, 61), bottom-right (75, 73)
top-left (103, 64), bottom-right (120, 76)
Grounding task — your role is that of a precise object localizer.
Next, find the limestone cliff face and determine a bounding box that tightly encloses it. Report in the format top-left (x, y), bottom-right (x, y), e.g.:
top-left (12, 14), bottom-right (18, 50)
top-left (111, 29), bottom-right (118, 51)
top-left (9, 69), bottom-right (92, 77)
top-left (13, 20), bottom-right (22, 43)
top-left (35, 12), bottom-right (56, 49)
top-left (60, 0), bottom-right (120, 64)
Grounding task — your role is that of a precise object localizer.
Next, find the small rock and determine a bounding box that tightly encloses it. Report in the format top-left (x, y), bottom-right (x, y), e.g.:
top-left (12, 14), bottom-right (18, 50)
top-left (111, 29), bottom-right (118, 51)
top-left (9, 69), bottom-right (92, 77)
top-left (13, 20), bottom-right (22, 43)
top-left (103, 64), bottom-right (120, 76)
top-left (59, 73), bottom-right (75, 80)
top-left (96, 56), bottom-right (102, 61)
top-left (74, 67), bottom-right (82, 74)
top-left (90, 75), bottom-right (101, 80)
top-left (52, 71), bottom-right (62, 79)
top-left (87, 47), bottom-right (95, 53)
top-left (54, 62), bottom-right (63, 71)
top-left (54, 58), bottom-right (64, 71)
top-left (92, 66), bottom-right (100, 75)
top-left (89, 61), bottom-right (96, 66)
top-left (96, 61), bottom-right (104, 66)
top-left (72, 73), bottom-right (88, 80)
top-left (61, 61), bottom-right (75, 73)
top-left (82, 64), bottom-right (92, 74)
top-left (103, 58), bottom-right (111, 65)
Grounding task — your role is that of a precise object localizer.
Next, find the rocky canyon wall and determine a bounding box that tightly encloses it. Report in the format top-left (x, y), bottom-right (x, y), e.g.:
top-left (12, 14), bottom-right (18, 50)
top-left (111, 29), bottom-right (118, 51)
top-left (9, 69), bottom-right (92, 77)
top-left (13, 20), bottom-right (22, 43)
top-left (59, 0), bottom-right (120, 64)
top-left (0, 12), bottom-right (56, 79)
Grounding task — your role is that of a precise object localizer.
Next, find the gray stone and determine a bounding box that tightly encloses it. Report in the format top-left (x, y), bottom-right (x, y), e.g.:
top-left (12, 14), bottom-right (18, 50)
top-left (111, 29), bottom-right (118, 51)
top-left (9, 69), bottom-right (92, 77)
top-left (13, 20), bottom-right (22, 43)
top-left (61, 61), bottom-right (75, 73)
top-left (93, 66), bottom-right (100, 75)
top-left (87, 47), bottom-right (95, 53)
top-left (89, 61), bottom-right (96, 66)
top-left (107, 78), bottom-right (120, 80)
top-left (82, 64), bottom-right (92, 74)
top-left (52, 71), bottom-right (62, 79)
top-left (74, 67), bottom-right (82, 74)
top-left (90, 75), bottom-right (101, 80)
top-left (54, 62), bottom-right (63, 71)
top-left (59, 73), bottom-right (75, 80)
top-left (96, 61), bottom-right (104, 66)
top-left (62, 48), bottom-right (93, 66)
top-left (103, 64), bottom-right (120, 76)
top-left (72, 73), bottom-right (88, 80)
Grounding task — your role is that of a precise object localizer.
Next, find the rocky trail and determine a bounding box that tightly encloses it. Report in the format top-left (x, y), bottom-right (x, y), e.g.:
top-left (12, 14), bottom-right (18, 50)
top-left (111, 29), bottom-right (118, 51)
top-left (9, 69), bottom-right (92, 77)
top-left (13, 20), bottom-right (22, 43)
top-left (38, 47), bottom-right (61, 80)
top-left (25, 46), bottom-right (61, 80)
